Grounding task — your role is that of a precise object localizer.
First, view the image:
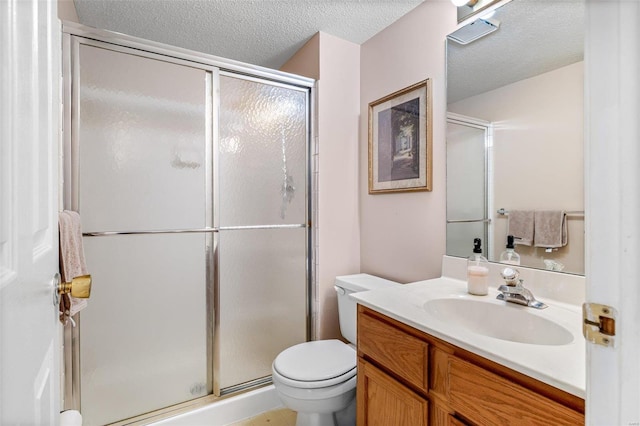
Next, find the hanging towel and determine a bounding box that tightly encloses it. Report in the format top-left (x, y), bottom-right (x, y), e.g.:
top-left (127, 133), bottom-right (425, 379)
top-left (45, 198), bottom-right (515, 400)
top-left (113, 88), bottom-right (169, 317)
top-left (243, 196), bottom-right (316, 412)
top-left (534, 210), bottom-right (567, 248)
top-left (59, 210), bottom-right (89, 323)
top-left (507, 210), bottom-right (535, 246)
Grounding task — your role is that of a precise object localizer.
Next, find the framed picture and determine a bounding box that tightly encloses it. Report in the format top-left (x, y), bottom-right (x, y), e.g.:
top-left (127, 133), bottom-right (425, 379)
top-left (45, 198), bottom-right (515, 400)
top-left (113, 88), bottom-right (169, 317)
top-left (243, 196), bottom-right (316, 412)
top-left (368, 79), bottom-right (432, 194)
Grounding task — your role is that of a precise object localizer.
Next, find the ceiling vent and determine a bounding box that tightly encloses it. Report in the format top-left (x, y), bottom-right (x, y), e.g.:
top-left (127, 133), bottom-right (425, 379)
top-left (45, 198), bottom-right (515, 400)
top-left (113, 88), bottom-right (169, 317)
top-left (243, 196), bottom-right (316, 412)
top-left (447, 18), bottom-right (500, 45)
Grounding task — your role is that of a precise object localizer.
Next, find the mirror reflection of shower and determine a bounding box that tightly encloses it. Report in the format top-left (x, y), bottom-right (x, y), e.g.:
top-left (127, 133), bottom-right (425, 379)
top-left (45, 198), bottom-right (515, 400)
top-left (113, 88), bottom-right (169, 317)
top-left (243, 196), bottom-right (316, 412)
top-left (446, 113), bottom-right (492, 259)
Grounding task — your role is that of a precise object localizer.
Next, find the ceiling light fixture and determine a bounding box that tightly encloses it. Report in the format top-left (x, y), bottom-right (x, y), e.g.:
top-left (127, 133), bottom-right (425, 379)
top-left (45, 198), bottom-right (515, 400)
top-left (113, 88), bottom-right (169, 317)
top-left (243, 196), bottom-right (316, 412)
top-left (451, 0), bottom-right (479, 7)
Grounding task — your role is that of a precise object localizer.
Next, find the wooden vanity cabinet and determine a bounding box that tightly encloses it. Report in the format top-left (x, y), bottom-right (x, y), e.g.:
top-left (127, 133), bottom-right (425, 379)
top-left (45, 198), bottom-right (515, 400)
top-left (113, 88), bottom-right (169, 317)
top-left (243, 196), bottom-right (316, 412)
top-left (356, 305), bottom-right (584, 426)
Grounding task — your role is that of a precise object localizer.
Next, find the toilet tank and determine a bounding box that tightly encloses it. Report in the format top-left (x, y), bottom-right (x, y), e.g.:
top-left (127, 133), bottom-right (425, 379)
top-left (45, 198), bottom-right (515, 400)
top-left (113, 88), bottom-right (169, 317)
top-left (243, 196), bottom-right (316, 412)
top-left (334, 274), bottom-right (399, 344)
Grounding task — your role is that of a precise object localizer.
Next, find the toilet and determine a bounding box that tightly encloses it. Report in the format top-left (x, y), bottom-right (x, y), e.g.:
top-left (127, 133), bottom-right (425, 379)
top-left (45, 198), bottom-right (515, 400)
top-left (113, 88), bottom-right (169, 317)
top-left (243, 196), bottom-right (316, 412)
top-left (271, 274), bottom-right (399, 426)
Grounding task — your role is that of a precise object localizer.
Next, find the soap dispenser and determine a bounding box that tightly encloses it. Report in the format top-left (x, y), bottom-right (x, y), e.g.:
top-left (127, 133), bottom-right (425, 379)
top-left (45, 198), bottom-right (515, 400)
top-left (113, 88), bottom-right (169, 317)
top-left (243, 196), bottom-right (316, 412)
top-left (499, 235), bottom-right (521, 266)
top-left (467, 238), bottom-right (489, 295)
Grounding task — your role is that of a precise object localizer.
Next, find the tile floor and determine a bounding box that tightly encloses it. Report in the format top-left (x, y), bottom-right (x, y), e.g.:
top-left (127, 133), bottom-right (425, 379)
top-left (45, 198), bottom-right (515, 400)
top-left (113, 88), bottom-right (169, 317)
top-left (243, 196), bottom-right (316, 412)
top-left (229, 408), bottom-right (296, 426)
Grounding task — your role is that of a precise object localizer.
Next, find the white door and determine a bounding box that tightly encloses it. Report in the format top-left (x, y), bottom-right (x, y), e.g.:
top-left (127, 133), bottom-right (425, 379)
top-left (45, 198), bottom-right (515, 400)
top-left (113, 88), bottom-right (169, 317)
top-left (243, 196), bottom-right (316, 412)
top-left (0, 0), bottom-right (61, 424)
top-left (585, 0), bottom-right (640, 424)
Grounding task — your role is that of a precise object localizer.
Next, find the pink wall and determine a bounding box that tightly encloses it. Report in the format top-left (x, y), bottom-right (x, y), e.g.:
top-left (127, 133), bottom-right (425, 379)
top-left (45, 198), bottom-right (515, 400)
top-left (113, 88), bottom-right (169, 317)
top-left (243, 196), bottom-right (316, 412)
top-left (282, 32), bottom-right (361, 339)
top-left (359, 2), bottom-right (457, 283)
top-left (283, 2), bottom-right (459, 336)
top-left (58, 0), bottom-right (79, 22)
top-left (280, 34), bottom-right (319, 80)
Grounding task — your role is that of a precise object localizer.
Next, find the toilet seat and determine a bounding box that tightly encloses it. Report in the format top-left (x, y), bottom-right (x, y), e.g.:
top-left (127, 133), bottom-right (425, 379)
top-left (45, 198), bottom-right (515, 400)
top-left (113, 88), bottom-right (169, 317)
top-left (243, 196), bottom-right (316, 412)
top-left (272, 340), bottom-right (356, 389)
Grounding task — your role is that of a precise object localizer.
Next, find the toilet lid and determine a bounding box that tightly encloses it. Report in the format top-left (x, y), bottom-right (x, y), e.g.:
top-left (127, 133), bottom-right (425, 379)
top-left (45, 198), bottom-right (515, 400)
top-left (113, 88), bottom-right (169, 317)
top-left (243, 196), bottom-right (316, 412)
top-left (273, 340), bottom-right (356, 383)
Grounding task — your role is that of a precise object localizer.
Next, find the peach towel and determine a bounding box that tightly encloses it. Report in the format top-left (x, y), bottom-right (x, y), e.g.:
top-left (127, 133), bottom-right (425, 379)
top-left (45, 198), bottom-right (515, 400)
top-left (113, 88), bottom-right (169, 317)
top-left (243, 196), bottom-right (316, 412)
top-left (507, 210), bottom-right (535, 246)
top-left (59, 210), bottom-right (88, 322)
top-left (534, 210), bottom-right (567, 248)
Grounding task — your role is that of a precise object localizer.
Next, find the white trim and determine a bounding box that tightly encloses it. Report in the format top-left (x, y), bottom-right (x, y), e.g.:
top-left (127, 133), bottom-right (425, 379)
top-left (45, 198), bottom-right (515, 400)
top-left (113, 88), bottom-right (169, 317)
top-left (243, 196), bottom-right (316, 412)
top-left (585, 0), bottom-right (640, 424)
top-left (446, 111), bottom-right (491, 128)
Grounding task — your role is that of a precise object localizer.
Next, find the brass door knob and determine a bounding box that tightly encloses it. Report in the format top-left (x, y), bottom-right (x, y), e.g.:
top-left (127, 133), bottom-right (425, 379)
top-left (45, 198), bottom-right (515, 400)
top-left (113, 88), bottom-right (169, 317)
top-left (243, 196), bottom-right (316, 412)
top-left (58, 275), bottom-right (92, 298)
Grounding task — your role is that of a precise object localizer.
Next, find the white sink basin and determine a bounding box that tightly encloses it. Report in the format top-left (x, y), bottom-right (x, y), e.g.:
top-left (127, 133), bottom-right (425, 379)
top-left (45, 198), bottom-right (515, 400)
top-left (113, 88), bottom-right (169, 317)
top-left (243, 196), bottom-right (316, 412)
top-left (424, 298), bottom-right (574, 346)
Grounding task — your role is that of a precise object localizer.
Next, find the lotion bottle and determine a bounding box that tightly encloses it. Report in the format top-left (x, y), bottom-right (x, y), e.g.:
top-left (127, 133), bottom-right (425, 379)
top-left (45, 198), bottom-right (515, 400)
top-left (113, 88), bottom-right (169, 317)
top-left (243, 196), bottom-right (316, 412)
top-left (467, 238), bottom-right (489, 295)
top-left (499, 235), bottom-right (521, 265)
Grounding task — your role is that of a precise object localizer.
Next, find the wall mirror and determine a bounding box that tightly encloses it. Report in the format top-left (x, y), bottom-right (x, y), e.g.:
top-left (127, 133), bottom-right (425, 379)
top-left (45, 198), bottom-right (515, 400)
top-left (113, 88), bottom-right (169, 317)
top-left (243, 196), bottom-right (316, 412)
top-left (445, 0), bottom-right (585, 275)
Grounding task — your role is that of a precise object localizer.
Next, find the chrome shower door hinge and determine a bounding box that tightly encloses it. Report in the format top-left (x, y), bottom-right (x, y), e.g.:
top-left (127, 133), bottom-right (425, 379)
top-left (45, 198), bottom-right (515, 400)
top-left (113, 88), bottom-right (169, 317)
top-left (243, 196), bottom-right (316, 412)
top-left (583, 303), bottom-right (617, 348)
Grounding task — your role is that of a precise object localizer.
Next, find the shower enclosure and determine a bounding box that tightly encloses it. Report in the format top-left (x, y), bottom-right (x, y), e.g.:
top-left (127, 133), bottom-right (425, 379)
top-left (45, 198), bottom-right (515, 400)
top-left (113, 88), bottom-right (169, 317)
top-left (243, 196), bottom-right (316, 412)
top-left (62, 25), bottom-right (313, 425)
top-left (446, 113), bottom-right (492, 258)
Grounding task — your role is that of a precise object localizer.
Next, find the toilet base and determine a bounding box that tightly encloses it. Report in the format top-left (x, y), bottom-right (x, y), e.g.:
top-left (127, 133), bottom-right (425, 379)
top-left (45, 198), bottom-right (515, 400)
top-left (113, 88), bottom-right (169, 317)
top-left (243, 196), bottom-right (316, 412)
top-left (295, 412), bottom-right (336, 426)
top-left (293, 398), bottom-right (356, 426)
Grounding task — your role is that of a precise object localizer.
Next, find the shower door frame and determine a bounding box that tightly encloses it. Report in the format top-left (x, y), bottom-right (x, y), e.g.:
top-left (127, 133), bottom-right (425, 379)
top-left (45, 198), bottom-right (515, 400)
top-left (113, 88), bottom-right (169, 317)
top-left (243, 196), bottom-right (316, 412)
top-left (61, 21), bottom-right (315, 423)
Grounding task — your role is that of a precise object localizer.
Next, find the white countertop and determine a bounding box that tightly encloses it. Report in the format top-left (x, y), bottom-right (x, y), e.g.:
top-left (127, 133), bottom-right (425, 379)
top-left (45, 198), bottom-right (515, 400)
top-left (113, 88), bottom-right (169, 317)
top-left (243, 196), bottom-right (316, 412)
top-left (351, 276), bottom-right (586, 398)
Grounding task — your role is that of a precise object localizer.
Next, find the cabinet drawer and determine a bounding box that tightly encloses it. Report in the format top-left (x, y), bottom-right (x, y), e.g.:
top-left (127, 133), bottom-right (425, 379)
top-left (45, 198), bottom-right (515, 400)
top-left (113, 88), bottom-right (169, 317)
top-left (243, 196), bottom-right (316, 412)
top-left (358, 310), bottom-right (429, 391)
top-left (449, 357), bottom-right (583, 425)
top-left (357, 359), bottom-right (428, 426)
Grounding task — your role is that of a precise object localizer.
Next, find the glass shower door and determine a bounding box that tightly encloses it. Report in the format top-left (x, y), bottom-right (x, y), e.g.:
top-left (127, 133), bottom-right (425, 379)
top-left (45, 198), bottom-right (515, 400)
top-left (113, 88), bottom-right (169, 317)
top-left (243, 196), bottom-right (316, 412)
top-left (446, 118), bottom-right (490, 258)
top-left (74, 42), bottom-right (211, 425)
top-left (68, 36), bottom-right (312, 425)
top-left (217, 74), bottom-right (309, 391)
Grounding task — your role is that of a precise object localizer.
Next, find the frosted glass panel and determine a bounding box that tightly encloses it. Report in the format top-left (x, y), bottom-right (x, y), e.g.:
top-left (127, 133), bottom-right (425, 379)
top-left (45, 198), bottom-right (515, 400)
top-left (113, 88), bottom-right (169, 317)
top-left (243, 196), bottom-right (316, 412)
top-left (447, 222), bottom-right (487, 258)
top-left (78, 45), bottom-right (208, 232)
top-left (218, 228), bottom-right (307, 389)
top-left (219, 76), bottom-right (307, 226)
top-left (80, 234), bottom-right (208, 426)
top-left (446, 122), bottom-right (486, 220)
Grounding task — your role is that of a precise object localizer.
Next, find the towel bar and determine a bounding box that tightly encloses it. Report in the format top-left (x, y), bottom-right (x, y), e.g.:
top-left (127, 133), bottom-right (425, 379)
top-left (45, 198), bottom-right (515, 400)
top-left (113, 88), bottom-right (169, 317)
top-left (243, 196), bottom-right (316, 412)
top-left (497, 208), bottom-right (584, 217)
top-left (82, 223), bottom-right (307, 237)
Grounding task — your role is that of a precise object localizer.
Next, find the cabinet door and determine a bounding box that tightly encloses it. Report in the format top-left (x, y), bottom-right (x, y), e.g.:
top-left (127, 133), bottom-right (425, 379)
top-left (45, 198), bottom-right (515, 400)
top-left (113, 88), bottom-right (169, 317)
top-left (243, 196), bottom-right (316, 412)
top-left (357, 359), bottom-right (428, 426)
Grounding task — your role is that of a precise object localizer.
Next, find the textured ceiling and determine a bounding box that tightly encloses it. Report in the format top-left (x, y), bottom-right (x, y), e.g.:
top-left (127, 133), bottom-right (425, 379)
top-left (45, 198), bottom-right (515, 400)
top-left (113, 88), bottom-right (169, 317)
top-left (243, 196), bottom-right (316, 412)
top-left (73, 0), bottom-right (425, 70)
top-left (447, 0), bottom-right (584, 104)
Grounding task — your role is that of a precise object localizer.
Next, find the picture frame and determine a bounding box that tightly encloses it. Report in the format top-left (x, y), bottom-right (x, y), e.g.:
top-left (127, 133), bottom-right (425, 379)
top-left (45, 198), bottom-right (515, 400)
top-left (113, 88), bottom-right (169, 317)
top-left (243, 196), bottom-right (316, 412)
top-left (368, 79), bottom-right (432, 194)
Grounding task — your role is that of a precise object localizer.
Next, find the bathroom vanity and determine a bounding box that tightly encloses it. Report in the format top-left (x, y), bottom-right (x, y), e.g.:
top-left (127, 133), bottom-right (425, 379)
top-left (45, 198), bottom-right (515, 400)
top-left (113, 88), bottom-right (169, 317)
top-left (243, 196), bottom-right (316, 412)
top-left (351, 258), bottom-right (586, 425)
top-left (356, 306), bottom-right (583, 425)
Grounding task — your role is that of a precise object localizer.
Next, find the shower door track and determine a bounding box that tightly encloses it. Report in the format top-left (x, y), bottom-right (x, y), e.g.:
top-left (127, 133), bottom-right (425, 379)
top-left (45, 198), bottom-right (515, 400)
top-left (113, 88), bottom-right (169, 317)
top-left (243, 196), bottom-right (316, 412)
top-left (62, 22), bottom-right (315, 425)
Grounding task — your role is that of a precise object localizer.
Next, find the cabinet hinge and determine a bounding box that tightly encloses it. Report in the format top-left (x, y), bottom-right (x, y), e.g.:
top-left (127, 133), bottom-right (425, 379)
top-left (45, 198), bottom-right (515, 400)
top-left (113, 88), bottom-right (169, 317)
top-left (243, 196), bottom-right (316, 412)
top-left (582, 303), bottom-right (616, 347)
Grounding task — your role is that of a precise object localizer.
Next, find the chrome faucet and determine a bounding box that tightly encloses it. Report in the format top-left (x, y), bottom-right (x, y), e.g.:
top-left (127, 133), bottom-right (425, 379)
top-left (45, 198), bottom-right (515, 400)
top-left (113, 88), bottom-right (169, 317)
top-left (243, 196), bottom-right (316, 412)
top-left (497, 268), bottom-right (547, 309)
